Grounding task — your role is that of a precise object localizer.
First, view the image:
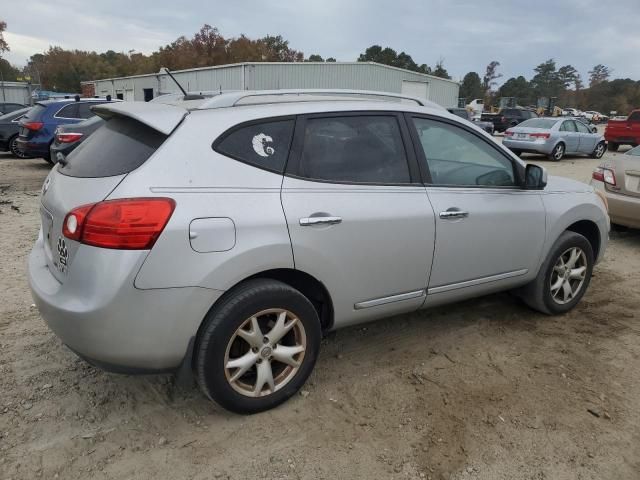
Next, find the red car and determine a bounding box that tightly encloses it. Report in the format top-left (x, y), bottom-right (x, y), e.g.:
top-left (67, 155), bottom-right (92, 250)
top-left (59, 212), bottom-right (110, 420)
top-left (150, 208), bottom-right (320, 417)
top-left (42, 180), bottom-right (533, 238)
top-left (605, 110), bottom-right (640, 151)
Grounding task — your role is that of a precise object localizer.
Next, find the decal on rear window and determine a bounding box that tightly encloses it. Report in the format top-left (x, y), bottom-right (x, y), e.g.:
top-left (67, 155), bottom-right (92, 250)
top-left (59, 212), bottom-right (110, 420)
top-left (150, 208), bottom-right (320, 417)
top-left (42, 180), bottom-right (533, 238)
top-left (252, 133), bottom-right (275, 157)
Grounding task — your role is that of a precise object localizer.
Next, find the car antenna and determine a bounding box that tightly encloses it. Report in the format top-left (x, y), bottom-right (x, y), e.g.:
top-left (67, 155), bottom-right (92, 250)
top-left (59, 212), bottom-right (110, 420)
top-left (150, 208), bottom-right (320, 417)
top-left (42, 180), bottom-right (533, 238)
top-left (161, 67), bottom-right (204, 100)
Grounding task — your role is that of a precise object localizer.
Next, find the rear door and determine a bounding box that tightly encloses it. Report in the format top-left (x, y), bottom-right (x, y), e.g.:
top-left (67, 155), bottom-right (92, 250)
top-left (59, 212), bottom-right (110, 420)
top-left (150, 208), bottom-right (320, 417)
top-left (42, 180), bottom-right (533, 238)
top-left (559, 120), bottom-right (580, 153)
top-left (281, 112), bottom-right (435, 327)
top-left (407, 114), bottom-right (546, 305)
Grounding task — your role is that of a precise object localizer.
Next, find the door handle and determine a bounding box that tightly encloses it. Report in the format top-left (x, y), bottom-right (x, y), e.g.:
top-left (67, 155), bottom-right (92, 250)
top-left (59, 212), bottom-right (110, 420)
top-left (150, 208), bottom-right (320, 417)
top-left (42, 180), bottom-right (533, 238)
top-left (439, 210), bottom-right (469, 219)
top-left (299, 216), bottom-right (342, 226)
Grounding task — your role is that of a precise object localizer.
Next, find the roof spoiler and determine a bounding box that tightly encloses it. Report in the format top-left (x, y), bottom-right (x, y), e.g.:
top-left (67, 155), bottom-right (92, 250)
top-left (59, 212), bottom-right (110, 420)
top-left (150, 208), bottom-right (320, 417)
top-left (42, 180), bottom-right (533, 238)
top-left (91, 102), bottom-right (188, 135)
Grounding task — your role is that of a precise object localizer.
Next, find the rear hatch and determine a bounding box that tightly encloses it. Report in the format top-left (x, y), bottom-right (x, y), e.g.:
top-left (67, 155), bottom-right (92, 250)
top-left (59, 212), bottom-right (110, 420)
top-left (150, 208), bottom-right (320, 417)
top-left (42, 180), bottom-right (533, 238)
top-left (19, 103), bottom-right (47, 139)
top-left (39, 102), bottom-right (186, 283)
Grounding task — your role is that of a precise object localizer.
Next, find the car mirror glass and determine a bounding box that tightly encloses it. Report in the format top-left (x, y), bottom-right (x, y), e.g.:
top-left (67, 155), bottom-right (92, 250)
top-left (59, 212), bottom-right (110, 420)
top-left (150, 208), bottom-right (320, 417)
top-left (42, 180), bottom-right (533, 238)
top-left (525, 164), bottom-right (547, 190)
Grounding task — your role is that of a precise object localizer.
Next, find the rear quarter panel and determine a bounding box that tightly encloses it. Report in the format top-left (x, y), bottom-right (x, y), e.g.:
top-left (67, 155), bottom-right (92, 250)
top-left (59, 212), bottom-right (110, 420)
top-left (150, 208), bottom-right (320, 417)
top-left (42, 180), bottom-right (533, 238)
top-left (108, 110), bottom-right (294, 291)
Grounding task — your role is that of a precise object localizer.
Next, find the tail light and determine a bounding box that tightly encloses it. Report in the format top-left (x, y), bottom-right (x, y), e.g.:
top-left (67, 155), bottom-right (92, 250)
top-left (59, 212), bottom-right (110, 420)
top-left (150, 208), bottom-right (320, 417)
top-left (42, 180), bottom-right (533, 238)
top-left (592, 167), bottom-right (616, 186)
top-left (23, 122), bottom-right (44, 131)
top-left (504, 130), bottom-right (514, 137)
top-left (530, 132), bottom-right (551, 139)
top-left (56, 132), bottom-right (84, 143)
top-left (63, 198), bottom-right (176, 249)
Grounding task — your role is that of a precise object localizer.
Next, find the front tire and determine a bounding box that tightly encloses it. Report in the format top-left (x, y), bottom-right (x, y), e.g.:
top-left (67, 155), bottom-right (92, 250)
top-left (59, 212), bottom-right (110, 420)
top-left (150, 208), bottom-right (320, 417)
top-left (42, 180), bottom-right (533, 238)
top-left (548, 142), bottom-right (565, 161)
top-left (591, 141), bottom-right (606, 159)
top-left (519, 231), bottom-right (594, 315)
top-left (195, 279), bottom-right (321, 414)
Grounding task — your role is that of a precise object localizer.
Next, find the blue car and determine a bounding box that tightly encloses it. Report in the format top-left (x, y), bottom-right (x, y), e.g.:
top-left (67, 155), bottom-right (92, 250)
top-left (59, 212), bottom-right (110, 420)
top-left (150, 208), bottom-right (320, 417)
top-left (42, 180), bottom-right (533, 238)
top-left (16, 98), bottom-right (114, 163)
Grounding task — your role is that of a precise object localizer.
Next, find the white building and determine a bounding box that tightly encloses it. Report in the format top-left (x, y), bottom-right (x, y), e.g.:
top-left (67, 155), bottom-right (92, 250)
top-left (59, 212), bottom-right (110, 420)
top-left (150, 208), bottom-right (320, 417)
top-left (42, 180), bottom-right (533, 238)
top-left (82, 62), bottom-right (460, 107)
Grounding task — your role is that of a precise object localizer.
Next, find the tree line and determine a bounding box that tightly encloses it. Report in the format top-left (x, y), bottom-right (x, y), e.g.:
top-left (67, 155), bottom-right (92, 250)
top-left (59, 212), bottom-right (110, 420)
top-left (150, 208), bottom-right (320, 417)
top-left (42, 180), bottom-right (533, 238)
top-left (0, 21), bottom-right (638, 114)
top-left (460, 60), bottom-right (639, 114)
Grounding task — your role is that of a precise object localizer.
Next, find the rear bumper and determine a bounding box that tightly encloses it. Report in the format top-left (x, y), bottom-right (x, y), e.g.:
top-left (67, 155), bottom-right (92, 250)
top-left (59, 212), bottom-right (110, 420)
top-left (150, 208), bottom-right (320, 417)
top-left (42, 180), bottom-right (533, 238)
top-left (502, 138), bottom-right (554, 155)
top-left (16, 137), bottom-right (50, 158)
top-left (28, 230), bottom-right (223, 372)
top-left (592, 181), bottom-right (640, 228)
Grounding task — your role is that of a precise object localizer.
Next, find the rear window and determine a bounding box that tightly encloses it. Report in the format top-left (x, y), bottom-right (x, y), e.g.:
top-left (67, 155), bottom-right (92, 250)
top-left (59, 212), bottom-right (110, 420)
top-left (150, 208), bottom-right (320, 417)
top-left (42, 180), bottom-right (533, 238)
top-left (518, 118), bottom-right (559, 129)
top-left (58, 117), bottom-right (166, 178)
top-left (23, 104), bottom-right (46, 121)
top-left (214, 119), bottom-right (294, 173)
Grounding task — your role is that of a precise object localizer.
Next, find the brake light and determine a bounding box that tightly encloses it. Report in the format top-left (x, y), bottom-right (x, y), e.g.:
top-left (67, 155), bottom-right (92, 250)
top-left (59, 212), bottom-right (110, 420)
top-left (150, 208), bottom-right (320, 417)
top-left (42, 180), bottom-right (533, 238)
top-left (530, 132), bottom-right (551, 139)
top-left (63, 198), bottom-right (176, 249)
top-left (23, 122), bottom-right (44, 131)
top-left (592, 167), bottom-right (616, 186)
top-left (504, 130), bottom-right (514, 137)
top-left (56, 132), bottom-right (83, 143)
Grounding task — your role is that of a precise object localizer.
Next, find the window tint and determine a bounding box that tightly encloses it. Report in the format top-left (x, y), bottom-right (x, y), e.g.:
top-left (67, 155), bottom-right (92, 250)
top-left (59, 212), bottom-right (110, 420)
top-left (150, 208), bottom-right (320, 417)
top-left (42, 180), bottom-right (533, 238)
top-left (56, 104), bottom-right (79, 118)
top-left (298, 115), bottom-right (410, 183)
top-left (560, 120), bottom-right (577, 132)
top-left (520, 118), bottom-right (559, 129)
top-left (215, 119), bottom-right (294, 173)
top-left (629, 111), bottom-right (640, 122)
top-left (77, 103), bottom-right (96, 119)
top-left (575, 121), bottom-right (591, 133)
top-left (59, 117), bottom-right (166, 178)
top-left (412, 117), bottom-right (516, 187)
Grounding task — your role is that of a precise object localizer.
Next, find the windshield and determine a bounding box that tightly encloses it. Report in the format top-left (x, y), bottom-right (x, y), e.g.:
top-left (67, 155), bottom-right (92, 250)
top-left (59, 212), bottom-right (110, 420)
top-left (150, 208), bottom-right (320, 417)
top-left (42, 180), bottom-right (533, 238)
top-left (518, 118), bottom-right (558, 129)
top-left (627, 145), bottom-right (640, 157)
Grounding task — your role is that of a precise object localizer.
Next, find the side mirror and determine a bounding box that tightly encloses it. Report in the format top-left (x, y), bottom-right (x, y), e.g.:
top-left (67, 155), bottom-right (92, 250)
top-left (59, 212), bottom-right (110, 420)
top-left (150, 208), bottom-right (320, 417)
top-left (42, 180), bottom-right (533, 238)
top-left (525, 164), bottom-right (547, 190)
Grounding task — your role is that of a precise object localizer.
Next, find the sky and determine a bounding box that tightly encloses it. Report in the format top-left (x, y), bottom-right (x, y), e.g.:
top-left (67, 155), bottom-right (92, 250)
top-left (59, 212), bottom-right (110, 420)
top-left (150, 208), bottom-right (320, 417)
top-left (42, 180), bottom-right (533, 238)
top-left (3, 0), bottom-right (640, 84)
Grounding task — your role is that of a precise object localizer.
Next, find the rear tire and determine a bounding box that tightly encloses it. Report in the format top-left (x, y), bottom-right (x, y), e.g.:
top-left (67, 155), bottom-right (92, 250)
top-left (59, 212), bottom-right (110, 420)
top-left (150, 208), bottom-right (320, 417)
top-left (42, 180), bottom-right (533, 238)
top-left (548, 142), bottom-right (565, 161)
top-left (9, 135), bottom-right (28, 159)
top-left (519, 231), bottom-right (594, 315)
top-left (607, 142), bottom-right (619, 152)
top-left (195, 279), bottom-right (321, 414)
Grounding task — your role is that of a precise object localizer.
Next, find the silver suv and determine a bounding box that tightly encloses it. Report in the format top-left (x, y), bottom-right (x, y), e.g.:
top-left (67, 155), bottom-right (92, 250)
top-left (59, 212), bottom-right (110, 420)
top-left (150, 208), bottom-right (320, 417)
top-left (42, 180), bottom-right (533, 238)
top-left (28, 90), bottom-right (609, 413)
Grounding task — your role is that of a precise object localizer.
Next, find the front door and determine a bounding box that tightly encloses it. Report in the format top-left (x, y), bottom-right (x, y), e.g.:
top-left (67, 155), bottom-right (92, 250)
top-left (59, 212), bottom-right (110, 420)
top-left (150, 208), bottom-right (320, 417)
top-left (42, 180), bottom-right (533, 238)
top-left (281, 113), bottom-right (435, 327)
top-left (575, 120), bottom-right (597, 153)
top-left (407, 114), bottom-right (546, 305)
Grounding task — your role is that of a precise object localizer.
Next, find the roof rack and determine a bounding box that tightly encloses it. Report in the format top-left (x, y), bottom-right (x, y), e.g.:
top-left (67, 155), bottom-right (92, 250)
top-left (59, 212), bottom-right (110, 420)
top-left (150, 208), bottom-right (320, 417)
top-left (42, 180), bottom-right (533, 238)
top-left (195, 89), bottom-right (442, 110)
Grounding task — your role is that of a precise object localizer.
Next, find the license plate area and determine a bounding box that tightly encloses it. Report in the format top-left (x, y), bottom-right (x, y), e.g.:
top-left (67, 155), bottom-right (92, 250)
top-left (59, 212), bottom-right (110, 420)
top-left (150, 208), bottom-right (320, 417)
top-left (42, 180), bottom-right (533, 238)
top-left (516, 133), bottom-right (529, 140)
top-left (40, 205), bottom-right (54, 265)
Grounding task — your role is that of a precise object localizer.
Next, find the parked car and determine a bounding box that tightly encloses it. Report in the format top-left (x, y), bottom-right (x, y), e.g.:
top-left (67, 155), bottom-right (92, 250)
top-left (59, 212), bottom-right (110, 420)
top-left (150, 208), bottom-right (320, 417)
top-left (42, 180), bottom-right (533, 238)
top-left (562, 108), bottom-right (580, 117)
top-left (447, 107), bottom-right (494, 134)
top-left (590, 145), bottom-right (640, 228)
top-left (503, 117), bottom-right (606, 161)
top-left (0, 102), bottom-right (26, 115)
top-left (50, 116), bottom-right (105, 164)
top-left (605, 109), bottom-right (640, 151)
top-left (481, 108), bottom-right (538, 133)
top-left (16, 98), bottom-right (114, 163)
top-left (0, 107), bottom-right (32, 158)
top-left (28, 90), bottom-right (609, 414)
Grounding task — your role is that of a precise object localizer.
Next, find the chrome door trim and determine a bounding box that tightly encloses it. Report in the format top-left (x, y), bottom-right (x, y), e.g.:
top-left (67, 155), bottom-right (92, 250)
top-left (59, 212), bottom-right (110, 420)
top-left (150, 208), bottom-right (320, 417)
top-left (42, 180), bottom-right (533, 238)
top-left (428, 269), bottom-right (528, 294)
top-left (354, 289), bottom-right (426, 310)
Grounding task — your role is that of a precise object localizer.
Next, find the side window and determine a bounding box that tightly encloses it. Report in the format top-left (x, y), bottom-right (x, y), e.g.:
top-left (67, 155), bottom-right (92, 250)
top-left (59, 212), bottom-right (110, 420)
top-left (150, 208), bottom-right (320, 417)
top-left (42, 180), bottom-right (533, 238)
top-left (77, 103), bottom-right (96, 119)
top-left (56, 104), bottom-right (79, 118)
top-left (412, 117), bottom-right (516, 187)
top-left (214, 119), bottom-right (294, 173)
top-left (298, 115), bottom-right (410, 184)
top-left (575, 121), bottom-right (590, 134)
top-left (560, 121), bottom-right (577, 132)
top-left (629, 111), bottom-right (640, 122)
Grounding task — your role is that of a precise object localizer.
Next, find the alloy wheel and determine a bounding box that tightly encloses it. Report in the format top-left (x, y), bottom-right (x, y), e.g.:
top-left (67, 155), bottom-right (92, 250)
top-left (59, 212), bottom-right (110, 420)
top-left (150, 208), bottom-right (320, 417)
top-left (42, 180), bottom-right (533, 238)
top-left (594, 143), bottom-right (605, 158)
top-left (10, 137), bottom-right (27, 159)
top-left (553, 144), bottom-right (564, 160)
top-left (549, 247), bottom-right (587, 305)
top-left (224, 308), bottom-right (306, 397)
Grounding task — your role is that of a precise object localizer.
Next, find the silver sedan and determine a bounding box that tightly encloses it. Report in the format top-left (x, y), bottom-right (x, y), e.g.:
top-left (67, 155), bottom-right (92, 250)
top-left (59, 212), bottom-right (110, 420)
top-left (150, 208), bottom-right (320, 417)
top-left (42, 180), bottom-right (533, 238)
top-left (503, 118), bottom-right (606, 161)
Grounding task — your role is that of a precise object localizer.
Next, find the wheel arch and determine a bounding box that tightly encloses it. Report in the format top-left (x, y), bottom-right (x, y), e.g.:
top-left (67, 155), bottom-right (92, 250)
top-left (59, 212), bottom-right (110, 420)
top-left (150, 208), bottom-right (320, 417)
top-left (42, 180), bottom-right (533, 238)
top-left (565, 219), bottom-right (601, 259)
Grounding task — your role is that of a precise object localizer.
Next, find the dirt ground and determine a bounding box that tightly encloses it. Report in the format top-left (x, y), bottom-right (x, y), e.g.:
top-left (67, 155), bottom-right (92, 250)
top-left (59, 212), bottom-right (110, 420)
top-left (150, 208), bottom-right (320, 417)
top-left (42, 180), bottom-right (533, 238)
top-left (1, 142), bottom-right (639, 480)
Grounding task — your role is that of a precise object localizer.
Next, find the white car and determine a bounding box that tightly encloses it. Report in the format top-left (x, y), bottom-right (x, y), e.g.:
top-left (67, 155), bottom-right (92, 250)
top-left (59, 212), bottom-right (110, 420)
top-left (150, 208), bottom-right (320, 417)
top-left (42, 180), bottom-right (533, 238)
top-left (28, 89), bottom-right (610, 413)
